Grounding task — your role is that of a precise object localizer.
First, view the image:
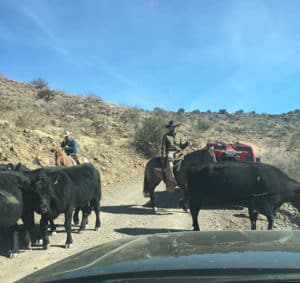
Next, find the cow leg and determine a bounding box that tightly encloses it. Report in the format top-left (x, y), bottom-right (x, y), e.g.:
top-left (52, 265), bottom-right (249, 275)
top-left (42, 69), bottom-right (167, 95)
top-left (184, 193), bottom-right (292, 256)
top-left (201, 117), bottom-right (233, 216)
top-left (190, 203), bottom-right (200, 231)
top-left (90, 199), bottom-right (101, 231)
top-left (266, 213), bottom-right (275, 230)
top-left (178, 188), bottom-right (189, 212)
top-left (79, 205), bottom-right (91, 232)
top-left (21, 207), bottom-right (34, 249)
top-left (64, 210), bottom-right (73, 248)
top-left (40, 214), bottom-right (50, 249)
top-left (248, 207), bottom-right (258, 230)
top-left (49, 219), bottom-right (56, 235)
top-left (23, 229), bottom-right (32, 250)
top-left (73, 208), bottom-right (80, 226)
top-left (8, 225), bottom-right (19, 258)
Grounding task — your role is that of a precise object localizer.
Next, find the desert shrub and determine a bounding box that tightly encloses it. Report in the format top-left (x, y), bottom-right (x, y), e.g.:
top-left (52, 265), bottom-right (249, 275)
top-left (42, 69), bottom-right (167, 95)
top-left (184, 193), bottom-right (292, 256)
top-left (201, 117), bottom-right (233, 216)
top-left (120, 107), bottom-right (141, 124)
top-left (90, 117), bottom-right (110, 135)
top-left (191, 109), bottom-right (201, 115)
top-left (15, 111), bottom-right (47, 129)
top-left (218, 109), bottom-right (228, 115)
top-left (30, 78), bottom-right (48, 89)
top-left (85, 92), bottom-right (103, 103)
top-left (235, 109), bottom-right (244, 115)
top-left (194, 118), bottom-right (211, 132)
top-left (153, 107), bottom-right (169, 118)
top-left (288, 133), bottom-right (300, 151)
top-left (37, 89), bottom-right (55, 101)
top-left (134, 116), bottom-right (165, 157)
top-left (177, 108), bottom-right (185, 115)
top-left (260, 148), bottom-right (300, 179)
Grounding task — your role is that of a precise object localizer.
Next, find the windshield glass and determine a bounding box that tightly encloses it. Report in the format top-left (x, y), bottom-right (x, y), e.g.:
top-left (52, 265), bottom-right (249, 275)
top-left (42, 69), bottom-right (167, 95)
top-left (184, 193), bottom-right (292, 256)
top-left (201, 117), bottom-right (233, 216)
top-left (0, 1), bottom-right (299, 282)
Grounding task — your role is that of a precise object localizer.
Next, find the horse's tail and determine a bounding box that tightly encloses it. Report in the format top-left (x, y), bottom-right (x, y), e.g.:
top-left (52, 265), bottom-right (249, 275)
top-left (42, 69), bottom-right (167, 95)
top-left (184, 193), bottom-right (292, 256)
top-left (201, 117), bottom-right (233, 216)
top-left (143, 171), bottom-right (150, 197)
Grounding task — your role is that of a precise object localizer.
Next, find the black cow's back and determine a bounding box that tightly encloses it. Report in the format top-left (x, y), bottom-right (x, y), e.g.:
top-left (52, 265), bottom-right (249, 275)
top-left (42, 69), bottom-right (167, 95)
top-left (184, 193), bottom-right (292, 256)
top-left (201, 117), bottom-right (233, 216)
top-left (188, 161), bottom-right (298, 207)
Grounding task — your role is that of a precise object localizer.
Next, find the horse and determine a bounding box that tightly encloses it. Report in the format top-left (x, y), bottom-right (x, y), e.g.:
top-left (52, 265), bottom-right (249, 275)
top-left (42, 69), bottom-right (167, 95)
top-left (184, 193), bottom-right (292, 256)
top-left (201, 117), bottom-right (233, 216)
top-left (53, 147), bottom-right (77, 166)
top-left (143, 148), bottom-right (215, 212)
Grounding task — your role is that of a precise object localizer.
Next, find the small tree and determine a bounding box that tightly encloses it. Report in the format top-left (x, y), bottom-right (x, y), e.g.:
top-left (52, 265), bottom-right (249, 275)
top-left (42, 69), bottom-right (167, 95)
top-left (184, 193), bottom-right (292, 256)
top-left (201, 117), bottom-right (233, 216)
top-left (218, 109), bottom-right (228, 115)
top-left (30, 78), bottom-right (48, 89)
top-left (177, 108), bottom-right (185, 115)
top-left (134, 116), bottom-right (165, 157)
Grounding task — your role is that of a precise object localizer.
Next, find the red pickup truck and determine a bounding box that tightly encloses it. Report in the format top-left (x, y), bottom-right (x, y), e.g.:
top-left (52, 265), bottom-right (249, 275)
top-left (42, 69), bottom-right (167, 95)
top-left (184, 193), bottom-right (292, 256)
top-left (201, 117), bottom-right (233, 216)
top-left (205, 142), bottom-right (259, 162)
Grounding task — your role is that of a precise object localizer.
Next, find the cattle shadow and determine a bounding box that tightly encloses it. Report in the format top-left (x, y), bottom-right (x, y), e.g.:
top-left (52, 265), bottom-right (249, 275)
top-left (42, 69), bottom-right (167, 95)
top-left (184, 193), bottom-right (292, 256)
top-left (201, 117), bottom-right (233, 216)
top-left (115, 227), bottom-right (188, 236)
top-left (101, 205), bottom-right (154, 215)
top-left (143, 190), bottom-right (183, 209)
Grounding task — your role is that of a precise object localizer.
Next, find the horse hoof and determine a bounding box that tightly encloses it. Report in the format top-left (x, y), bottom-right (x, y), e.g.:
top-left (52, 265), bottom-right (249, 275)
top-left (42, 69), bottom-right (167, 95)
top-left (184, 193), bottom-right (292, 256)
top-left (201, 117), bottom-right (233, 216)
top-left (153, 207), bottom-right (157, 213)
top-left (95, 227), bottom-right (100, 232)
top-left (50, 231), bottom-right (57, 236)
top-left (36, 239), bottom-right (43, 245)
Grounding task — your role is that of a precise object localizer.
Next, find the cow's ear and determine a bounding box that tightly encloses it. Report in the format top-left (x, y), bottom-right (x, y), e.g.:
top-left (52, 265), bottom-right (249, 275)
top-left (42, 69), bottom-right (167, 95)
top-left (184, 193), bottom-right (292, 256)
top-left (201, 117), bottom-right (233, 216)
top-left (52, 172), bottom-right (65, 187)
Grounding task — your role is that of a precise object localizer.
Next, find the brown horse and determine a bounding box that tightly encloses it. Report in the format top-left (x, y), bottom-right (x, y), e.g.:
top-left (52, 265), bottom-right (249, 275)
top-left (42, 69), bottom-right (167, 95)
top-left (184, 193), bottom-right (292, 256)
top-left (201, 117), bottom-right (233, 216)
top-left (143, 148), bottom-right (214, 212)
top-left (53, 147), bottom-right (77, 166)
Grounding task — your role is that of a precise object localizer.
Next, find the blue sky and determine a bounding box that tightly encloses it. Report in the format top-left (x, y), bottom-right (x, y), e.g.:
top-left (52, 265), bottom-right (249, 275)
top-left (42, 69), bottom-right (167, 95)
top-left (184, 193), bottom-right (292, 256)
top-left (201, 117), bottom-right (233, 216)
top-left (0, 0), bottom-right (300, 114)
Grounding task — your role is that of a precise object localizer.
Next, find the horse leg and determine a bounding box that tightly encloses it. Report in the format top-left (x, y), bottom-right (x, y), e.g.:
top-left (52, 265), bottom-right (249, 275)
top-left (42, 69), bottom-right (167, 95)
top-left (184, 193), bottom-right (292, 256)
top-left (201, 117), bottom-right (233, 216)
top-left (149, 187), bottom-right (157, 213)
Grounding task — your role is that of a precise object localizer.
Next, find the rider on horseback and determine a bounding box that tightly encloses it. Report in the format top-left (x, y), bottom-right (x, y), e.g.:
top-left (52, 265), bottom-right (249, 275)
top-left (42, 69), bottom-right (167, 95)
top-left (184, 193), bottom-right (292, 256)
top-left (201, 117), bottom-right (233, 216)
top-left (61, 131), bottom-right (80, 165)
top-left (161, 121), bottom-right (191, 192)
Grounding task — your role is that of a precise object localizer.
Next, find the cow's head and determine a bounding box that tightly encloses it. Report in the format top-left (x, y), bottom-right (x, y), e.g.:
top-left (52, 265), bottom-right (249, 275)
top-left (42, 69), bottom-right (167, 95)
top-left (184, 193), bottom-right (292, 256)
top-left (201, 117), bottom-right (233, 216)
top-left (30, 172), bottom-right (53, 214)
top-left (30, 171), bottom-right (69, 214)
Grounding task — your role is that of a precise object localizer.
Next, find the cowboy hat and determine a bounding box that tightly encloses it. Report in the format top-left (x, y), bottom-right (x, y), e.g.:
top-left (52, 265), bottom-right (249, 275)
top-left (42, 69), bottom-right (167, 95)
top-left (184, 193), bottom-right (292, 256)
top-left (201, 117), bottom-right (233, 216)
top-left (165, 120), bottom-right (181, 128)
top-left (64, 130), bottom-right (72, 137)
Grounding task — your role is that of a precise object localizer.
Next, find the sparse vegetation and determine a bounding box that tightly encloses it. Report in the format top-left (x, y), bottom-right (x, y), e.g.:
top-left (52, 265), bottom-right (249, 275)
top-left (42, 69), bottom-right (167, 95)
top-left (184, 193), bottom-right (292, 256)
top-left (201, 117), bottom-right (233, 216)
top-left (0, 74), bottom-right (299, 185)
top-left (134, 116), bottom-right (165, 157)
top-left (30, 78), bottom-right (48, 89)
top-left (37, 89), bottom-right (55, 101)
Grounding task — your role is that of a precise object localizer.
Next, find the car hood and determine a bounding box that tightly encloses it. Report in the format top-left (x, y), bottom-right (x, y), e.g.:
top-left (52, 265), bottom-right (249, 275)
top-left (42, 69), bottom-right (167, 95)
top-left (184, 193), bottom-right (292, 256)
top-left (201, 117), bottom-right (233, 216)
top-left (18, 230), bottom-right (300, 282)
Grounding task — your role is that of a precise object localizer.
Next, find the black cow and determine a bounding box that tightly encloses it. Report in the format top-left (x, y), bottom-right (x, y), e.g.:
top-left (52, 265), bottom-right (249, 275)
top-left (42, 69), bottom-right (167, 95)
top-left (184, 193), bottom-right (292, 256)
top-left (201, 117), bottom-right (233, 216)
top-left (187, 161), bottom-right (300, 231)
top-left (30, 163), bottom-right (101, 249)
top-left (0, 163), bottom-right (60, 235)
top-left (0, 171), bottom-right (32, 257)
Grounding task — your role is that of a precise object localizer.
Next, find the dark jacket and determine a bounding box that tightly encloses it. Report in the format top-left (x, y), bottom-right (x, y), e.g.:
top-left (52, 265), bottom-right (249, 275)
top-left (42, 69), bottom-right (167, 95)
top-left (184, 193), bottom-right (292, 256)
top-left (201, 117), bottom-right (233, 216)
top-left (61, 138), bottom-right (78, 155)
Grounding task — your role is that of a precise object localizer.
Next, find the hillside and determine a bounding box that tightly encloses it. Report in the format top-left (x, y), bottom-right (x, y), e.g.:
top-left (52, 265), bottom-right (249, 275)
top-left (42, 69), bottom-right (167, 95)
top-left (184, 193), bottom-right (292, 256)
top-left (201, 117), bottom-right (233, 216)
top-left (0, 75), bottom-right (299, 184)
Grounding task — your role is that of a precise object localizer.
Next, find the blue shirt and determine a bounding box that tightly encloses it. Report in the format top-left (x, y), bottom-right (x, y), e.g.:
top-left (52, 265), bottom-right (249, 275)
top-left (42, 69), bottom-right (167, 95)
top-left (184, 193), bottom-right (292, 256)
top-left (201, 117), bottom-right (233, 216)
top-left (61, 138), bottom-right (78, 155)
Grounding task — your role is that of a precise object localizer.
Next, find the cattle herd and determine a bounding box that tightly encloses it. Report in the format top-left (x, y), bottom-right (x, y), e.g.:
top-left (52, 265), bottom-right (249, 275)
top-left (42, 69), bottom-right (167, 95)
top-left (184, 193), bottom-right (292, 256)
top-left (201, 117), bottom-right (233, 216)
top-left (1, 148), bottom-right (300, 259)
top-left (0, 162), bottom-right (101, 258)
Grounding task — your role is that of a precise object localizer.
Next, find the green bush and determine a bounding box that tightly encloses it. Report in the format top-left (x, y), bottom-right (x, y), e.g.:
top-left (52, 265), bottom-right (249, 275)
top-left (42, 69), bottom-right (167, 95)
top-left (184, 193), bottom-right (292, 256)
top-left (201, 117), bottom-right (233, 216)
top-left (134, 116), bottom-right (165, 157)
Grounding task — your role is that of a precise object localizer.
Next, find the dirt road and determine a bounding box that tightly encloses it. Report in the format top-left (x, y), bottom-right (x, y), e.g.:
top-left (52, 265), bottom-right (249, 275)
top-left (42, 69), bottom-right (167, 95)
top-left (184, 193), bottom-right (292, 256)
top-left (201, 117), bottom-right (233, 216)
top-left (1, 175), bottom-right (299, 282)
